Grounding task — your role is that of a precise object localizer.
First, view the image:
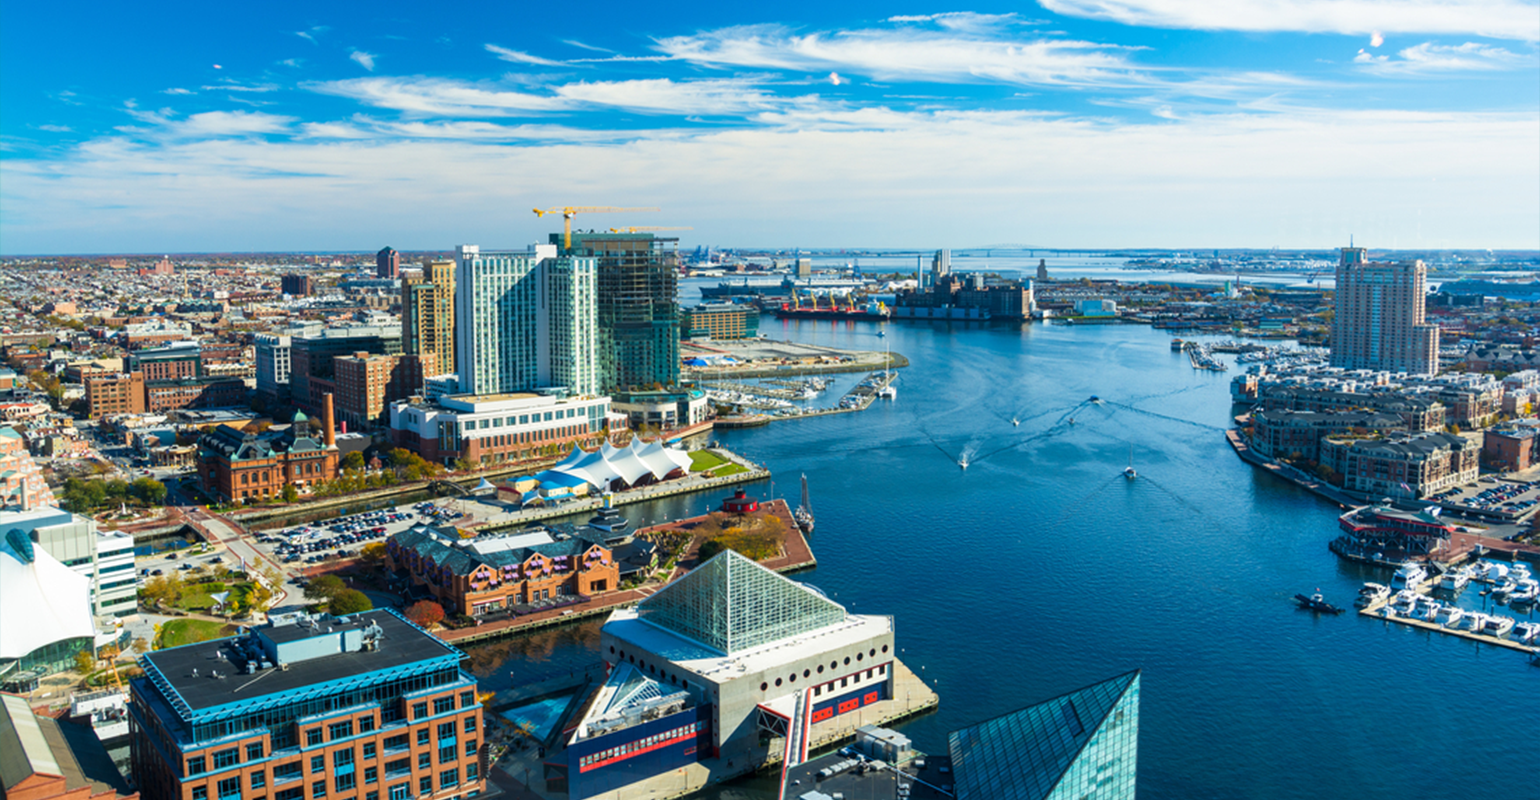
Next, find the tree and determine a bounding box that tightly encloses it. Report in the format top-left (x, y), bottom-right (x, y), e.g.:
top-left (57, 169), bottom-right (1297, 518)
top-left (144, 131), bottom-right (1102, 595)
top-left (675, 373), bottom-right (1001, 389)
top-left (329, 589), bottom-right (373, 615)
top-left (130, 637), bottom-right (150, 654)
top-left (303, 574), bottom-right (345, 602)
top-left (454, 457), bottom-right (476, 473)
top-left (280, 484), bottom-right (299, 504)
top-left (405, 600), bottom-right (445, 629)
top-left (342, 451), bottom-right (365, 471)
top-left (132, 476), bottom-right (167, 505)
top-left (359, 541), bottom-right (387, 567)
top-left (74, 650), bottom-right (96, 675)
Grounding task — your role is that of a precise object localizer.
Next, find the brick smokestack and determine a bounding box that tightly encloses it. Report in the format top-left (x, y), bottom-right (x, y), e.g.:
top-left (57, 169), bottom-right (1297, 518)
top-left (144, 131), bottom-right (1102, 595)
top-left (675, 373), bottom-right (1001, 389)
top-left (323, 392), bottom-right (337, 448)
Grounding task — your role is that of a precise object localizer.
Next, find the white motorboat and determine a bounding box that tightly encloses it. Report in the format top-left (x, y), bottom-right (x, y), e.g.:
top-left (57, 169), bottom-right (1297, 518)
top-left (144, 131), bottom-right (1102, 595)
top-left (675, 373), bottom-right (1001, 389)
top-left (1391, 564), bottom-right (1429, 591)
top-left (1355, 583), bottom-right (1390, 608)
top-left (1468, 560), bottom-right (1493, 581)
top-left (1480, 616), bottom-right (1515, 638)
top-left (1453, 612), bottom-right (1488, 632)
top-left (1437, 569), bottom-right (1470, 592)
top-left (1510, 621), bottom-right (1540, 645)
top-left (1433, 606), bottom-right (1464, 627)
top-left (1511, 563), bottom-right (1533, 582)
top-left (1409, 598), bottom-right (1442, 622)
top-left (1389, 590), bottom-right (1419, 615)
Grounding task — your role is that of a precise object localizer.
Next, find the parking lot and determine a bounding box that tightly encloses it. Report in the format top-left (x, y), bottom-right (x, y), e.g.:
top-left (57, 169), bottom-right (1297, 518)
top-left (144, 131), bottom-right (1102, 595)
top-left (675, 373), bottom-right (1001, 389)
top-left (1430, 476), bottom-right (1540, 524)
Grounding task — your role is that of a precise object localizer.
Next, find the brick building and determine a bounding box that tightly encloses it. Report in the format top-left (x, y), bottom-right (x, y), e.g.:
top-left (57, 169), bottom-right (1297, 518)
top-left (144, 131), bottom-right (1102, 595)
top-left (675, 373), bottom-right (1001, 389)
top-left (334, 352), bottom-right (435, 432)
top-left (1319, 430), bottom-right (1479, 500)
top-left (1483, 427), bottom-right (1538, 472)
top-left (680, 304), bottom-right (759, 341)
top-left (129, 610), bottom-right (484, 800)
top-left (1, 693), bottom-right (139, 800)
top-left (85, 373), bottom-right (147, 418)
top-left (196, 397), bottom-right (340, 504)
top-left (128, 344), bottom-right (201, 383)
top-left (280, 274), bottom-right (316, 296)
top-left (144, 377), bottom-right (247, 413)
top-left (385, 524), bottom-right (620, 617)
top-left (1250, 409), bottom-right (1405, 461)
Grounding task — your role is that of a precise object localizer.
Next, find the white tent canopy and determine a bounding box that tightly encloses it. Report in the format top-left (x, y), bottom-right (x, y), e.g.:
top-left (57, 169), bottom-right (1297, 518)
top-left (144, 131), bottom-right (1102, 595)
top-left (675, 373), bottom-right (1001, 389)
top-left (546, 439), bottom-right (692, 491)
top-left (1, 532), bottom-right (94, 661)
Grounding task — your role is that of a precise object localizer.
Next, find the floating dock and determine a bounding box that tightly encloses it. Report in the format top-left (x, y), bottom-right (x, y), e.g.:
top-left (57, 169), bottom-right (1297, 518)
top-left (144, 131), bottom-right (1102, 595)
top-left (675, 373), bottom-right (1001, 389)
top-left (1357, 592), bottom-right (1538, 655)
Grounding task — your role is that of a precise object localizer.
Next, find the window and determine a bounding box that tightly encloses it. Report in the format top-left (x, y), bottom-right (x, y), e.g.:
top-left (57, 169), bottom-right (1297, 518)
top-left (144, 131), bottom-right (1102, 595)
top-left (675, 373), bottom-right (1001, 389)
top-left (273, 764), bottom-right (302, 783)
top-left (437, 722), bottom-right (455, 741)
top-left (276, 789), bottom-right (304, 800)
top-left (188, 757), bottom-right (207, 776)
top-left (368, 794), bottom-right (379, 800)
top-left (306, 728), bottom-right (324, 747)
top-left (434, 697), bottom-right (454, 715)
top-left (412, 702), bottom-right (428, 720)
top-left (214, 748), bottom-right (239, 769)
top-left (312, 781), bottom-right (326, 799)
top-left (311, 756), bottom-right (325, 774)
top-left (247, 743), bottom-right (265, 761)
top-left (463, 717), bottom-right (475, 734)
top-left (334, 750), bottom-right (354, 769)
top-left (389, 786), bottom-right (409, 800)
top-left (465, 764), bottom-right (477, 782)
top-left (193, 788), bottom-right (208, 800)
top-left (416, 729), bottom-right (430, 746)
top-left (459, 692), bottom-right (473, 709)
top-left (251, 771), bottom-right (267, 790)
top-left (438, 746), bottom-right (455, 765)
top-left (419, 778), bottom-right (432, 795)
top-left (417, 753), bottom-right (431, 770)
top-left (336, 774), bottom-right (356, 793)
top-left (439, 769), bottom-right (459, 790)
top-left (364, 767), bottom-right (377, 786)
top-left (359, 716), bottom-right (375, 734)
top-left (384, 759), bottom-right (410, 778)
top-left (384, 735), bottom-right (409, 753)
top-left (362, 742), bottom-right (376, 760)
top-left (463, 741), bottom-right (476, 757)
top-left (329, 721), bottom-right (353, 740)
top-left (218, 777), bottom-right (242, 800)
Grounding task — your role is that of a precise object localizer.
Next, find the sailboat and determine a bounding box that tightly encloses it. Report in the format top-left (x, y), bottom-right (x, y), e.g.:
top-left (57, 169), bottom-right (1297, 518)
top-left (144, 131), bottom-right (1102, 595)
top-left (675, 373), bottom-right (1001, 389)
top-left (794, 474), bottom-right (815, 534)
top-left (1123, 445), bottom-right (1137, 480)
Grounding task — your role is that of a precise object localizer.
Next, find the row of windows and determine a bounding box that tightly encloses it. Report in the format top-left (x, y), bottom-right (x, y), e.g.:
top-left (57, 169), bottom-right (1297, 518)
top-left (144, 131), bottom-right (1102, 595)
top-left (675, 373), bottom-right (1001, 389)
top-left (761, 653), bottom-right (889, 693)
top-left (578, 721), bottom-right (707, 768)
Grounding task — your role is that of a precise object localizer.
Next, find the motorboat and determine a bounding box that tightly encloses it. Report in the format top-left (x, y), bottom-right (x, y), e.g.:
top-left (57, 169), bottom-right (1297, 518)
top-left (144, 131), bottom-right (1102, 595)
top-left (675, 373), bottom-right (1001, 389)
top-left (1453, 612), bottom-right (1488, 632)
top-left (1123, 445), bottom-right (1136, 480)
top-left (1480, 616), bottom-right (1515, 638)
top-left (1355, 583), bottom-right (1390, 608)
top-left (1511, 563), bottom-right (1533, 582)
top-left (958, 454), bottom-right (969, 470)
top-left (1294, 592), bottom-right (1344, 614)
top-left (1389, 590), bottom-right (1419, 615)
top-left (1437, 568), bottom-right (1470, 592)
top-left (1509, 579), bottom-right (1539, 603)
top-left (1390, 564), bottom-right (1429, 591)
top-left (1409, 598), bottom-right (1442, 622)
top-left (1510, 621), bottom-right (1540, 645)
top-left (1468, 560), bottom-right (1494, 581)
top-left (1010, 417), bottom-right (1019, 426)
top-left (1433, 605), bottom-right (1464, 627)
top-left (1491, 578), bottom-right (1517, 601)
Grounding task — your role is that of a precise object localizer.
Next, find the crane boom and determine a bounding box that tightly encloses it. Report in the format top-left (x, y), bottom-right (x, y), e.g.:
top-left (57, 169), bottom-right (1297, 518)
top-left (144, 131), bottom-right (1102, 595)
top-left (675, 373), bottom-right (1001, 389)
top-left (608, 226), bottom-right (692, 234)
top-left (532, 206), bottom-right (660, 250)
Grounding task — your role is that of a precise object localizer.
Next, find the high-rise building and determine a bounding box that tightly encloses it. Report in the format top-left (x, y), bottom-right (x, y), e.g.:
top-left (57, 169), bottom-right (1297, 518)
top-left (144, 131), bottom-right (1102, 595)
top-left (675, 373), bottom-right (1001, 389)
top-left (561, 232), bottom-right (680, 391)
top-left (1330, 246), bottom-right (1439, 375)
top-left (280, 274), bottom-right (315, 296)
top-left (947, 670), bottom-right (1140, 800)
top-left (128, 610), bottom-right (486, 800)
top-left (254, 334), bottom-right (293, 406)
top-left (334, 351), bottom-right (435, 430)
top-left (289, 325), bottom-right (402, 414)
top-left (376, 246), bottom-right (399, 279)
top-left (403, 259), bottom-right (456, 376)
top-left (454, 244), bottom-right (598, 397)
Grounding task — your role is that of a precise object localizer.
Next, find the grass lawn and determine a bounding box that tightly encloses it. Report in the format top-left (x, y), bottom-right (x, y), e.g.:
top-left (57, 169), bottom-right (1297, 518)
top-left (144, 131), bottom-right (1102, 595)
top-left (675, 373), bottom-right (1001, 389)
top-left (159, 619), bottom-right (236, 649)
top-left (173, 581), bottom-right (254, 612)
top-left (689, 450), bottom-right (747, 477)
top-left (712, 462), bottom-right (747, 477)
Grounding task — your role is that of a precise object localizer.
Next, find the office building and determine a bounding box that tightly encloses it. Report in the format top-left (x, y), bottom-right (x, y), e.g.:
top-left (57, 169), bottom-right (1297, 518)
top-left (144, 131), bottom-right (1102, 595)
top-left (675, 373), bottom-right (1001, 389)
top-left (561, 232), bottom-right (679, 392)
top-left (680, 304), bottom-right (758, 341)
top-left (1330, 247), bottom-right (1439, 375)
top-left (1, 692), bottom-right (141, 800)
top-left (454, 245), bottom-right (597, 397)
top-left (128, 343), bottom-right (201, 383)
top-left (947, 670), bottom-right (1140, 800)
top-left (402, 260), bottom-right (456, 377)
top-left (388, 391), bottom-right (610, 467)
top-left (289, 326), bottom-right (402, 416)
top-left (1, 527), bottom-right (95, 685)
top-left (930, 248), bottom-right (951, 287)
top-left (196, 397), bottom-right (339, 504)
top-left (85, 374), bottom-right (146, 419)
top-left (333, 352), bottom-right (435, 432)
top-left (376, 246), bottom-right (399, 280)
top-left (254, 335), bottom-right (294, 407)
top-left (280, 275), bottom-right (316, 297)
top-left (128, 610), bottom-right (485, 800)
top-left (143, 378), bottom-right (247, 414)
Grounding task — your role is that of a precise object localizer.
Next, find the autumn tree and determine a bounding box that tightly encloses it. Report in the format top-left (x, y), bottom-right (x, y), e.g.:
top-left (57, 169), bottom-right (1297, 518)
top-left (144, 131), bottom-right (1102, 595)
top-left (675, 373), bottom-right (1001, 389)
top-left (303, 574), bottom-right (345, 602)
top-left (74, 650), bottom-right (96, 675)
top-left (405, 600), bottom-right (445, 629)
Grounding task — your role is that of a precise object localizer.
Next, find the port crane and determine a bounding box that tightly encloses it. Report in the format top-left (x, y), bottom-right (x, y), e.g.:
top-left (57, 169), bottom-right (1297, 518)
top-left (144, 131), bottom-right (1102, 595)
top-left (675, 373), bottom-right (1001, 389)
top-left (532, 206), bottom-right (660, 250)
top-left (608, 226), bottom-right (692, 234)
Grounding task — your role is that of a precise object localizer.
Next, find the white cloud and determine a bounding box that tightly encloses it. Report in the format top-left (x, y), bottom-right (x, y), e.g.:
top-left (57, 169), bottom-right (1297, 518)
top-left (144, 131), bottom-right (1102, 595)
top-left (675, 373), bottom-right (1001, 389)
top-left (829, 72), bottom-right (844, 85)
top-left (162, 87), bottom-right (195, 95)
top-left (484, 43), bottom-right (565, 66)
top-left (655, 23), bottom-right (1149, 88)
top-left (1359, 41), bottom-right (1531, 72)
top-left (307, 77), bottom-right (569, 116)
top-left (1370, 31), bottom-right (1385, 46)
top-left (200, 82), bottom-right (279, 93)
top-left (552, 78), bottom-right (789, 114)
top-left (296, 26), bottom-right (328, 45)
top-left (349, 50), bottom-right (377, 71)
top-left (1038, 0), bottom-right (1540, 42)
top-left (37, 124), bottom-right (72, 132)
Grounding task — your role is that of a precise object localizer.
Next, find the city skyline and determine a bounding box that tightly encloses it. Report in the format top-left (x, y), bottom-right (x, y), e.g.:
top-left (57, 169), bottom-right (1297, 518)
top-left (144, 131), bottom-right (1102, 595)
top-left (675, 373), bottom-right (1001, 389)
top-left (3, 1), bottom-right (1537, 255)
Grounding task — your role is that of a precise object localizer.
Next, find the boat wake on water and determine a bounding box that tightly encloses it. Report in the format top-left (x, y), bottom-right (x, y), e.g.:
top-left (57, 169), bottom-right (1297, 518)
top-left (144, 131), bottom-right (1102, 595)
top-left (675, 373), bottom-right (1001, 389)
top-left (1101, 401), bottom-right (1225, 432)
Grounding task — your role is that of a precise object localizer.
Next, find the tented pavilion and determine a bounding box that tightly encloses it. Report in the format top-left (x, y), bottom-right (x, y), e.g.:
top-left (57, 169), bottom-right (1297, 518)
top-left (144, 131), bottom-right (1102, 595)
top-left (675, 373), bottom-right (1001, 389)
top-left (0, 528), bottom-right (94, 689)
top-left (512, 439), bottom-right (691, 498)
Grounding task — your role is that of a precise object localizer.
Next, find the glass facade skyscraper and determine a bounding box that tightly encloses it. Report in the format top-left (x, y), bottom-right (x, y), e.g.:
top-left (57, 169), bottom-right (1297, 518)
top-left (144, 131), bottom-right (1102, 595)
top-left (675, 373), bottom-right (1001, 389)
top-left (562, 232), bottom-right (680, 392)
top-left (948, 670), bottom-right (1140, 800)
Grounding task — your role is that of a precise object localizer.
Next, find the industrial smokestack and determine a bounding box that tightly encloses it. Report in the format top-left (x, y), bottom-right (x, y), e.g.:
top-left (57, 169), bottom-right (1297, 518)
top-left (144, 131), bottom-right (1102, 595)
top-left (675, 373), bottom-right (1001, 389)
top-left (323, 393), bottom-right (337, 448)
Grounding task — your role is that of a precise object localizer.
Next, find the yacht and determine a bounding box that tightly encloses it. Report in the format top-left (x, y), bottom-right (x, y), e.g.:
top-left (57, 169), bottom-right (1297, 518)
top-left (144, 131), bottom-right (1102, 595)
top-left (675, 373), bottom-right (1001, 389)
top-left (1433, 605), bottom-right (1465, 627)
top-left (1508, 579), bottom-right (1539, 603)
top-left (1355, 583), bottom-right (1390, 608)
top-left (1510, 621), bottom-right (1540, 645)
top-left (1453, 612), bottom-right (1488, 632)
top-left (1391, 564), bottom-right (1430, 591)
top-left (1511, 563), bottom-right (1533, 582)
top-left (1437, 568), bottom-right (1470, 592)
top-left (1468, 560), bottom-right (1494, 581)
top-left (1409, 598), bottom-right (1442, 622)
top-left (1480, 616), bottom-right (1515, 638)
top-left (1389, 590), bottom-right (1419, 615)
top-left (1491, 577), bottom-right (1517, 601)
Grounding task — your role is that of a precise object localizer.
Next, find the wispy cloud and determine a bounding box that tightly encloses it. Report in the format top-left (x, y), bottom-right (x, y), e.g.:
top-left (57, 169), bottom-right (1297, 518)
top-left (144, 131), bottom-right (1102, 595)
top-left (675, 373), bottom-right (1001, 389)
top-left (562, 39), bottom-right (611, 53)
top-left (349, 50), bottom-right (378, 71)
top-left (553, 78), bottom-right (791, 114)
top-left (296, 26), bottom-right (328, 45)
top-left (307, 77), bottom-right (567, 116)
top-left (200, 82), bottom-right (280, 93)
top-left (1039, 0), bottom-right (1540, 42)
top-left (655, 23), bottom-right (1150, 88)
top-left (162, 87), bottom-right (195, 95)
top-left (279, 58), bottom-right (305, 68)
top-left (484, 43), bottom-right (564, 66)
top-left (1357, 41), bottom-right (1532, 72)
top-left (37, 124), bottom-right (72, 133)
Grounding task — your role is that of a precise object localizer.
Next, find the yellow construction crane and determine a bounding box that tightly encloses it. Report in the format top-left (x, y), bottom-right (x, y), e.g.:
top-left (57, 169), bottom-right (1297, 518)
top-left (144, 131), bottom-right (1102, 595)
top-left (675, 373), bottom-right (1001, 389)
top-left (607, 226), bottom-right (693, 234)
top-left (532, 206), bottom-right (660, 250)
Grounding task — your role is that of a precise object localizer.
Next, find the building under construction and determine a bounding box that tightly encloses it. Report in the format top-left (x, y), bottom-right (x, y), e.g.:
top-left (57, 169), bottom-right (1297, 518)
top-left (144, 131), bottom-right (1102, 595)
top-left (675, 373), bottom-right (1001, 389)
top-left (560, 231), bottom-right (681, 391)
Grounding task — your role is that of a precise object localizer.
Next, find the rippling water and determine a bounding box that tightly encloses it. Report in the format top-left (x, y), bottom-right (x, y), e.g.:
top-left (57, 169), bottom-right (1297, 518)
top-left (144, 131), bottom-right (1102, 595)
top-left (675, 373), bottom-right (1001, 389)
top-left (465, 317), bottom-right (1536, 800)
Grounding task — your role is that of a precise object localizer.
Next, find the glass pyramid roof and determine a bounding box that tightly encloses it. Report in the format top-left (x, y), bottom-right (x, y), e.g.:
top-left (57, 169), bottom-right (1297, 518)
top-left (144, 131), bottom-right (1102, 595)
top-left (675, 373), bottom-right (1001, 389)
top-left (948, 670), bottom-right (1140, 800)
top-left (635, 549), bottom-right (846, 655)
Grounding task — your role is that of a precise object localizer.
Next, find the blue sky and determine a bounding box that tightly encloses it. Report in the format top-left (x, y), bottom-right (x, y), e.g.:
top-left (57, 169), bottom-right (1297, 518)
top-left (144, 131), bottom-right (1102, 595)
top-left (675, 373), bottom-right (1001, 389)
top-left (3, 1), bottom-right (1537, 254)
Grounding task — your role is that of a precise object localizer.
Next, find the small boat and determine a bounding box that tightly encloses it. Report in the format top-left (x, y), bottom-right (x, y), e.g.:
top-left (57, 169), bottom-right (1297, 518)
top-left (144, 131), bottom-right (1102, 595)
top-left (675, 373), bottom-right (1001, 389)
top-left (1509, 579), bottom-right (1539, 603)
top-left (1010, 417), bottom-right (1019, 426)
top-left (1390, 590), bottom-right (1419, 614)
top-left (1123, 445), bottom-right (1136, 481)
top-left (876, 330), bottom-right (886, 338)
top-left (1480, 616), bottom-right (1515, 638)
top-left (1454, 612), bottom-right (1488, 632)
top-left (1409, 598), bottom-right (1442, 622)
top-left (878, 384), bottom-right (897, 400)
top-left (793, 473), bottom-right (815, 535)
top-left (1089, 395), bottom-right (1102, 403)
top-left (1510, 621), bottom-right (1540, 645)
top-left (1067, 417), bottom-right (1075, 425)
top-left (1294, 592), bottom-right (1344, 614)
top-left (1391, 564), bottom-right (1429, 591)
top-left (958, 454), bottom-right (969, 470)
top-left (1433, 606), bottom-right (1464, 627)
top-left (1438, 568), bottom-right (1470, 592)
top-left (1355, 583), bottom-right (1390, 608)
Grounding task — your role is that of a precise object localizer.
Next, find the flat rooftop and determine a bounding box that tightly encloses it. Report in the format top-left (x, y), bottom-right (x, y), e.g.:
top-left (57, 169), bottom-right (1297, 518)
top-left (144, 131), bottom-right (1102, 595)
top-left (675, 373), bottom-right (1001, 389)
top-left (604, 608), bottom-right (892, 686)
top-left (142, 611), bottom-right (461, 714)
top-left (783, 751), bottom-right (954, 800)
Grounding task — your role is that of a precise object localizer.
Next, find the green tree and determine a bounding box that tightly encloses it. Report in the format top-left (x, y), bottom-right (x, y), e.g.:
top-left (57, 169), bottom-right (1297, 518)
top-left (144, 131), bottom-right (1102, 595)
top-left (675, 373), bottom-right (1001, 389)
top-left (74, 650), bottom-right (96, 675)
top-left (329, 589), bottom-right (373, 615)
top-left (131, 477), bottom-right (167, 505)
top-left (303, 574), bottom-right (345, 602)
top-left (342, 451), bottom-right (365, 471)
top-left (280, 484), bottom-right (299, 503)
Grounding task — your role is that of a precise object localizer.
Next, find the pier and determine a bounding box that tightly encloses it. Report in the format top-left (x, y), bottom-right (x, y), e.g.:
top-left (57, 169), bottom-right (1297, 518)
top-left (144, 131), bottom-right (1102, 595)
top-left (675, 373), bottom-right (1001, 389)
top-left (1356, 592), bottom-right (1538, 655)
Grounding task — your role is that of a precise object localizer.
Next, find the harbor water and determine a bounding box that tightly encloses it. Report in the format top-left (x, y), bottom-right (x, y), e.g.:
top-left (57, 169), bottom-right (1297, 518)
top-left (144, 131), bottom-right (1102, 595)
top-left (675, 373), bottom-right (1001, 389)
top-left (464, 313), bottom-right (1535, 799)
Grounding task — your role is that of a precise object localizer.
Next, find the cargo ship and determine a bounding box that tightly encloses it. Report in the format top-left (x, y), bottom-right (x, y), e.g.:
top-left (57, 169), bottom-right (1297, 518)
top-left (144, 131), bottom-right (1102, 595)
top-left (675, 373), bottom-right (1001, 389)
top-left (703, 276), bottom-right (869, 299)
top-left (772, 300), bottom-right (889, 321)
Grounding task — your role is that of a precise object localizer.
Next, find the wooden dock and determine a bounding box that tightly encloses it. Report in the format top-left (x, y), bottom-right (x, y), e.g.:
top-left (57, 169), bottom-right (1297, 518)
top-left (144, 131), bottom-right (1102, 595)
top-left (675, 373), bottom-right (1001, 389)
top-left (1356, 595), bottom-right (1538, 655)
